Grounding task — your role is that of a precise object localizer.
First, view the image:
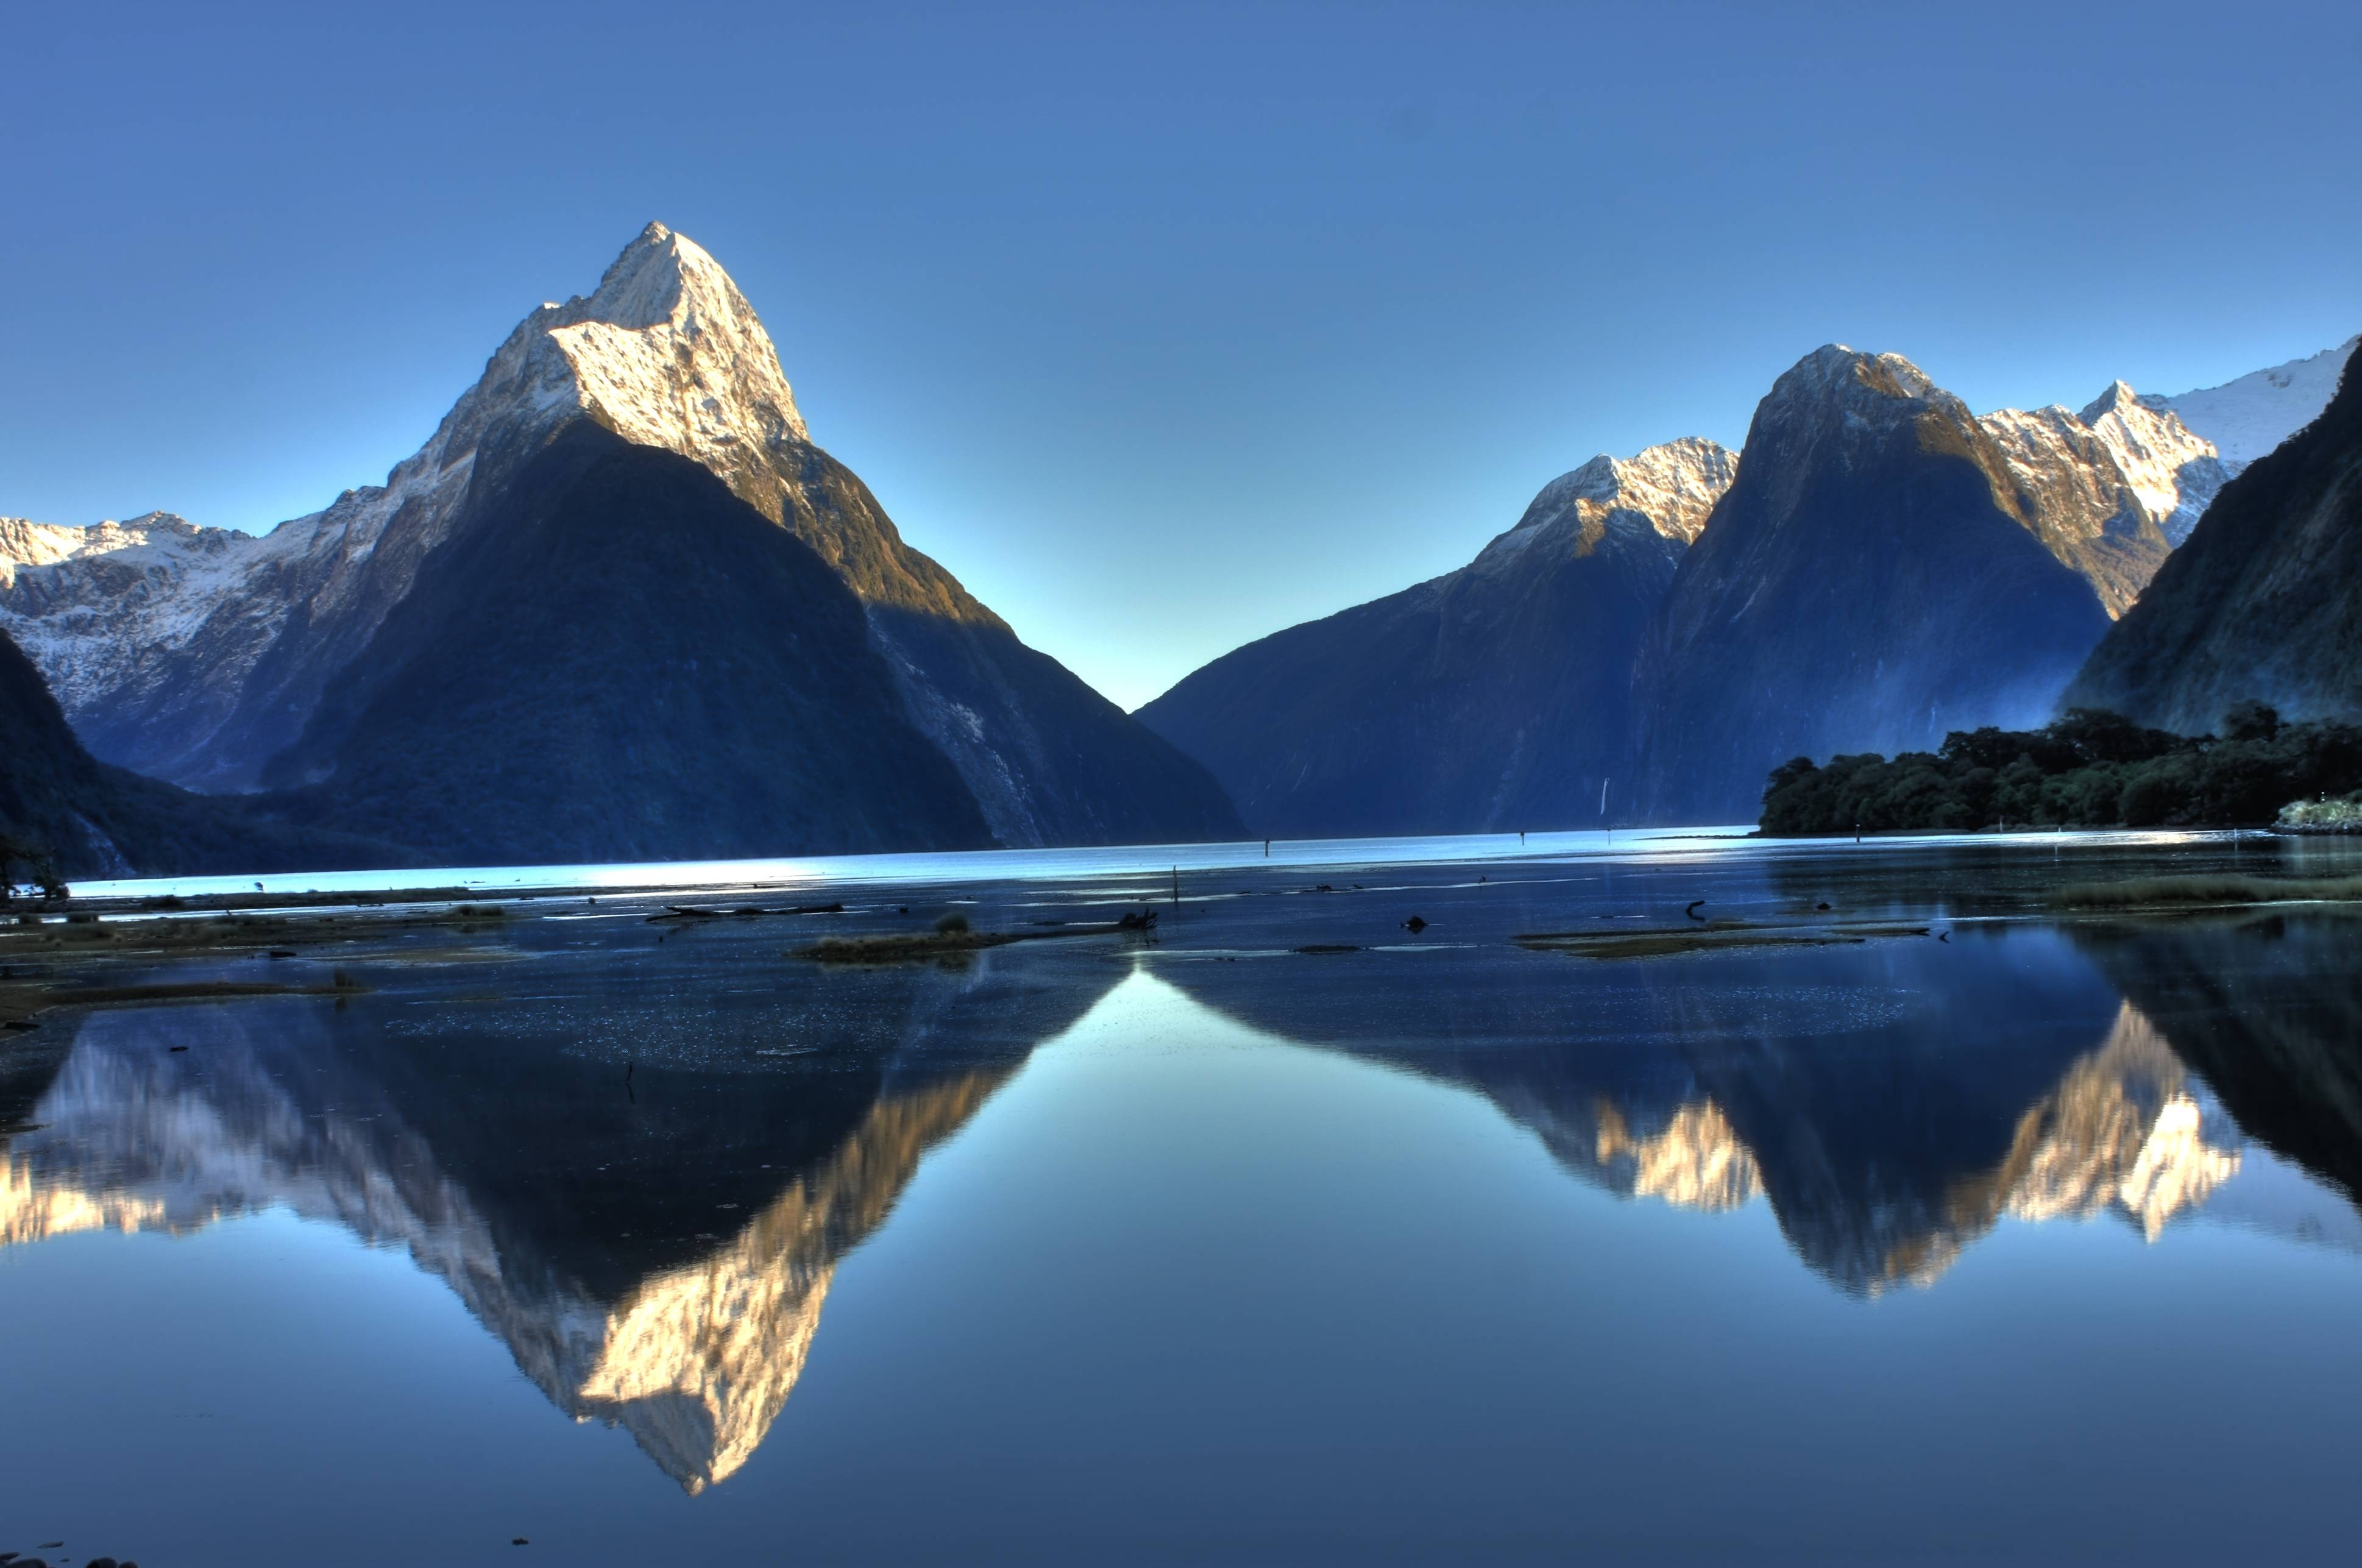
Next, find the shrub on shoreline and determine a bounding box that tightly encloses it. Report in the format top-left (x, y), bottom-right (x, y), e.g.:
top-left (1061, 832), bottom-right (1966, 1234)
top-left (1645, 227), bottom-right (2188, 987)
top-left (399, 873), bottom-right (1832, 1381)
top-left (2279, 792), bottom-right (2362, 832)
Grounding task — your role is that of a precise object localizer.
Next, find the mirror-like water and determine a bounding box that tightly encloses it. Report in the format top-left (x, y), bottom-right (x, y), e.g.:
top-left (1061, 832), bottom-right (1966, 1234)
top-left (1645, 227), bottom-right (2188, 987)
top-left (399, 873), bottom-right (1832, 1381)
top-left (5, 834), bottom-right (2360, 1564)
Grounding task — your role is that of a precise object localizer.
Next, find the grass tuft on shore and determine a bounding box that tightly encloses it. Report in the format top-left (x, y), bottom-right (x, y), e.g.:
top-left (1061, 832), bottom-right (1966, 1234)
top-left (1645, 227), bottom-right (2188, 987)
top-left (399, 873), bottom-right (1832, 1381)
top-left (2049, 873), bottom-right (2362, 909)
top-left (799, 929), bottom-right (1023, 963)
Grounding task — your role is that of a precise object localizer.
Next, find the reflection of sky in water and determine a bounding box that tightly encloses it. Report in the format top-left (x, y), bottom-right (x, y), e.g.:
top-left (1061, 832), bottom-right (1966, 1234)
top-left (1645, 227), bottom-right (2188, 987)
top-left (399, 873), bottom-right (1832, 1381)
top-left (6, 854), bottom-right (2362, 1564)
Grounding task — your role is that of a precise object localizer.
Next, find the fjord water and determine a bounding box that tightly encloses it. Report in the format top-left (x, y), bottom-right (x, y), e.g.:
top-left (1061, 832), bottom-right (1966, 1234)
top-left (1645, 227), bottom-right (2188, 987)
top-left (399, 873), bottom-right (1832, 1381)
top-left (7, 835), bottom-right (2362, 1565)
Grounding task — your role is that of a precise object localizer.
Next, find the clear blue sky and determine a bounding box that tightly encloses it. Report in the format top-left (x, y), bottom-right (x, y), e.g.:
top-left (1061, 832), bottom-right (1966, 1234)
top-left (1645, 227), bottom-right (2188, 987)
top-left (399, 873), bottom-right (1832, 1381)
top-left (5, 1), bottom-right (2357, 708)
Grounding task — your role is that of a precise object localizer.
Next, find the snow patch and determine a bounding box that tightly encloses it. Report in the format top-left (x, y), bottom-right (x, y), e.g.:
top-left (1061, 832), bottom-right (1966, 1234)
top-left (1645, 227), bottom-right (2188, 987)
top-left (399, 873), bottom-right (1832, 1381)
top-left (2143, 336), bottom-right (2358, 472)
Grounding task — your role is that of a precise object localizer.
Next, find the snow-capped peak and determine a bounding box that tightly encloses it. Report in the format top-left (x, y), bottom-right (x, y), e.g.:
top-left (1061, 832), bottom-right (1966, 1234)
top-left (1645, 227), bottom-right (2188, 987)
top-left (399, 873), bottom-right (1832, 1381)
top-left (534, 220), bottom-right (810, 452)
top-left (2071, 385), bottom-right (2222, 545)
top-left (2077, 381), bottom-right (2141, 424)
top-left (1517, 436), bottom-right (1740, 547)
top-left (1779, 344), bottom-right (1939, 406)
top-left (419, 221), bottom-right (811, 516)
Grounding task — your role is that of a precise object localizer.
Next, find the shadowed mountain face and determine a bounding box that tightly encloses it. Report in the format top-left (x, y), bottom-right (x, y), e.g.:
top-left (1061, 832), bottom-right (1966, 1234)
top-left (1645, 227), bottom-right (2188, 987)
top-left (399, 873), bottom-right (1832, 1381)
top-left (259, 424), bottom-right (995, 864)
top-left (1637, 349), bottom-right (2115, 823)
top-left (0, 625), bottom-right (403, 878)
top-left (0, 224), bottom-right (1241, 856)
top-left (2064, 355), bottom-right (2362, 734)
top-left (1138, 442), bottom-right (1733, 836)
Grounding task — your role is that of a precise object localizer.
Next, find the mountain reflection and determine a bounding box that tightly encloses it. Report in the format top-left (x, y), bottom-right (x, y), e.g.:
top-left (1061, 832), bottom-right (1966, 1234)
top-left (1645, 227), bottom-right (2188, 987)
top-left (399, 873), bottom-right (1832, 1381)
top-left (2071, 912), bottom-right (2362, 1206)
top-left (557, 1070), bottom-right (1012, 1489)
top-left (5, 912), bottom-right (2362, 1490)
top-left (1432, 1001), bottom-right (2244, 1292)
top-left (1161, 919), bottom-right (2362, 1294)
top-left (0, 951), bottom-right (1119, 1492)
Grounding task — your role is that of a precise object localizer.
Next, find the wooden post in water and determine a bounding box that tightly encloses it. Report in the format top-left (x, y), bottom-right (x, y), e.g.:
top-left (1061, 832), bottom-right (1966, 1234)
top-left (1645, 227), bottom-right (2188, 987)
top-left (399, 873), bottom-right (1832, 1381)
top-left (1172, 864), bottom-right (1180, 917)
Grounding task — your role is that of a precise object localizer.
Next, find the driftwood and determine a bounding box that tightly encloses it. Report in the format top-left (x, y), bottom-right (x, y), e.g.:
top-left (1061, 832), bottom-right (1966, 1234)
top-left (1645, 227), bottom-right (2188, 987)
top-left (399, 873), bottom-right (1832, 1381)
top-left (795, 912), bottom-right (1160, 964)
top-left (647, 901), bottom-right (846, 923)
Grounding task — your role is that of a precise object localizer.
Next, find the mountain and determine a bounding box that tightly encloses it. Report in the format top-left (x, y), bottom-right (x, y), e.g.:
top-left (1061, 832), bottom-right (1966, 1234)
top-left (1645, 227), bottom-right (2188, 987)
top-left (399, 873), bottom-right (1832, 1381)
top-left (2063, 348), bottom-right (2362, 733)
top-left (1637, 347), bottom-right (2119, 823)
top-left (0, 625), bottom-right (400, 879)
top-left (2143, 335), bottom-right (2358, 472)
top-left (1138, 341), bottom-right (2230, 835)
top-left (1136, 439), bottom-right (1736, 836)
top-left (1, 224), bottom-right (1241, 857)
top-left (260, 424), bottom-right (996, 863)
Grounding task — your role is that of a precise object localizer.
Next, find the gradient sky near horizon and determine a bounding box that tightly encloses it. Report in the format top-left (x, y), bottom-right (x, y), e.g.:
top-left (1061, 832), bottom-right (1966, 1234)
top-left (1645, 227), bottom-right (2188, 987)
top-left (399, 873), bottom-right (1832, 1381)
top-left (5, 1), bottom-right (2358, 709)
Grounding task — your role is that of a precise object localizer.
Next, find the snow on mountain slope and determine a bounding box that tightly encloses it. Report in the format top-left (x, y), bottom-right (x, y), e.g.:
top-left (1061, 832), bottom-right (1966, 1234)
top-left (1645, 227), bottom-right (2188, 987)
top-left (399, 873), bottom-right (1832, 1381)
top-left (2143, 335), bottom-right (2358, 472)
top-left (1467, 437), bottom-right (1737, 578)
top-left (0, 513), bottom-right (283, 714)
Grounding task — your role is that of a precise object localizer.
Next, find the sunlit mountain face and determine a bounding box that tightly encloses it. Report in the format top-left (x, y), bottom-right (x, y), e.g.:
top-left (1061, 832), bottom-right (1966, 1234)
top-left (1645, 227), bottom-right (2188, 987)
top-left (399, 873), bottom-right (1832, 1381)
top-left (5, 873), bottom-right (2361, 1499)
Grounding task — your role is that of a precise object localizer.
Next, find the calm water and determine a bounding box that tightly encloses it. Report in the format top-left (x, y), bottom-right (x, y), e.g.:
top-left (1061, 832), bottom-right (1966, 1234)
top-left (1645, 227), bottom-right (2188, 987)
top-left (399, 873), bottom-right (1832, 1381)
top-left (7, 832), bottom-right (2362, 1564)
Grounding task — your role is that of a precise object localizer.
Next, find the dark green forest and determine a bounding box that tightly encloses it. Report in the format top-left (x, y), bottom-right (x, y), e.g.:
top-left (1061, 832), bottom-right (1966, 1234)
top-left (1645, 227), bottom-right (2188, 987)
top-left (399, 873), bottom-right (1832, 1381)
top-left (1759, 703), bottom-right (2362, 835)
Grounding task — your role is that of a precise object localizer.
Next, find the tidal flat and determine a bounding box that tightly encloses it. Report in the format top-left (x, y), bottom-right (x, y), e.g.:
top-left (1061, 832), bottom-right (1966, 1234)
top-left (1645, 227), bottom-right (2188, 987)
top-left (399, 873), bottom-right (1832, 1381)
top-left (5, 829), bottom-right (2362, 1566)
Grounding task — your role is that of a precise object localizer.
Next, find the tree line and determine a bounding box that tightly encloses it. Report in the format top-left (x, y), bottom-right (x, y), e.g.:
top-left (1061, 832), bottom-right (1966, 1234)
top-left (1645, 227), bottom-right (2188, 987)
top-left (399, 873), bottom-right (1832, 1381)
top-left (1759, 703), bottom-right (2362, 835)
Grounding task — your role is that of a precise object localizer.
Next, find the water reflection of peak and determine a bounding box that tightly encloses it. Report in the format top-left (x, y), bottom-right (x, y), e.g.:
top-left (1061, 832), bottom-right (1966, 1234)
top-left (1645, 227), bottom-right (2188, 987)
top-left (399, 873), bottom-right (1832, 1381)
top-left (1157, 931), bottom-right (2291, 1293)
top-left (0, 948), bottom-right (1121, 1491)
top-left (2070, 913), bottom-right (2362, 1207)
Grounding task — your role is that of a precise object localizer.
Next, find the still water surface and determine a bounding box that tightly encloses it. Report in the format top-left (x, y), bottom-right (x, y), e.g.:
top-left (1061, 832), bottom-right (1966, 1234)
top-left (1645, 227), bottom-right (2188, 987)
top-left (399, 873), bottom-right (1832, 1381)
top-left (5, 833), bottom-right (2361, 1564)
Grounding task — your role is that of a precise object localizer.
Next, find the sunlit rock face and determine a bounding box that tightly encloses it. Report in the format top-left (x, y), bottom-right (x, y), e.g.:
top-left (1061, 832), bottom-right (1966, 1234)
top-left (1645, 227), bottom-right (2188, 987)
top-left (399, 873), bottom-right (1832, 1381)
top-left (1138, 438), bottom-right (1736, 836)
top-left (0, 1001), bottom-right (1020, 1493)
top-left (1587, 1099), bottom-right (1764, 1212)
top-left (1138, 339), bottom-right (2295, 836)
top-left (1993, 1006), bottom-right (2243, 1240)
top-left (0, 225), bottom-right (1239, 849)
top-left (1974, 386), bottom-right (2219, 608)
